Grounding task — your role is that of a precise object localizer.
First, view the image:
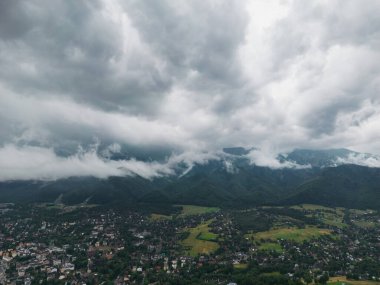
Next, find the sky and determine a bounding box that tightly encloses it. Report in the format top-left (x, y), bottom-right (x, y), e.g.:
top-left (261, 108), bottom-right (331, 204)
top-left (1, 0), bottom-right (380, 180)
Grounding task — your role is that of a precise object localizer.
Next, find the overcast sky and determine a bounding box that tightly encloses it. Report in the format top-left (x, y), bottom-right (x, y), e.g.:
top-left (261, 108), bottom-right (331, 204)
top-left (1, 0), bottom-right (380, 180)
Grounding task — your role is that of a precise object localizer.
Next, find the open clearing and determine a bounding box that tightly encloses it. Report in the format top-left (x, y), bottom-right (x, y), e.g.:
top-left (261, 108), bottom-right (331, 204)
top-left (150, 205), bottom-right (219, 220)
top-left (177, 205), bottom-right (219, 216)
top-left (353, 220), bottom-right (376, 228)
top-left (258, 242), bottom-right (283, 253)
top-left (181, 219), bottom-right (219, 256)
top-left (291, 204), bottom-right (335, 211)
top-left (248, 226), bottom-right (331, 243)
top-left (198, 231), bottom-right (218, 241)
top-left (320, 210), bottom-right (346, 228)
top-left (233, 263), bottom-right (248, 269)
top-left (150, 213), bottom-right (172, 221)
top-left (328, 276), bottom-right (380, 285)
top-left (291, 204), bottom-right (347, 228)
top-left (39, 203), bottom-right (98, 213)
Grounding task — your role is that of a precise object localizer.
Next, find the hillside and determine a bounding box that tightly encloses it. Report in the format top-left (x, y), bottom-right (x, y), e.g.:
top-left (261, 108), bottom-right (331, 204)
top-left (0, 148), bottom-right (379, 210)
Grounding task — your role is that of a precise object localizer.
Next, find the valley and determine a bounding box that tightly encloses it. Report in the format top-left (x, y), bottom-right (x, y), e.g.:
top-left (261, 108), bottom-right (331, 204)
top-left (1, 202), bottom-right (379, 284)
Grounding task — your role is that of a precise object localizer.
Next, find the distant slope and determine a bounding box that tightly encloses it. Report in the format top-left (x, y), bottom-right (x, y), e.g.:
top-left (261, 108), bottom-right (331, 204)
top-left (0, 149), bottom-right (380, 210)
top-left (285, 165), bottom-right (380, 209)
top-left (280, 148), bottom-right (360, 167)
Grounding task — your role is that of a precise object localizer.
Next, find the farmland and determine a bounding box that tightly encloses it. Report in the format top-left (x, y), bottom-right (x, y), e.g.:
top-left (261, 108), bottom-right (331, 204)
top-left (248, 226), bottom-right (331, 243)
top-left (258, 242), bottom-right (283, 253)
top-left (328, 276), bottom-right (380, 285)
top-left (150, 213), bottom-right (172, 221)
top-left (291, 204), bottom-right (347, 228)
top-left (177, 205), bottom-right (220, 216)
top-left (181, 219), bottom-right (219, 256)
top-left (150, 204), bottom-right (219, 220)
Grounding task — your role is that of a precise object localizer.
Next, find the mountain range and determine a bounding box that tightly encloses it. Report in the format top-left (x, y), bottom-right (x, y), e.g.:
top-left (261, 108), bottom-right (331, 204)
top-left (1, 148), bottom-right (380, 210)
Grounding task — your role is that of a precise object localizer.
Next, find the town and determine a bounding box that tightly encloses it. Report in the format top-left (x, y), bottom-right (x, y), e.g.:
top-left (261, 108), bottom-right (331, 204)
top-left (0, 202), bottom-right (379, 285)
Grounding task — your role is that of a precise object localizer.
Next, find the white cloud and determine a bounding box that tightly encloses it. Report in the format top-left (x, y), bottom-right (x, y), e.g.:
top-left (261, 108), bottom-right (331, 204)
top-left (0, 143), bottom-right (225, 181)
top-left (246, 149), bottom-right (310, 169)
top-left (101, 143), bottom-right (122, 158)
top-left (0, 144), bottom-right (174, 181)
top-left (0, 0), bottom-right (380, 181)
top-left (223, 159), bottom-right (238, 174)
top-left (0, 89), bottom-right (193, 150)
top-left (336, 153), bottom-right (380, 168)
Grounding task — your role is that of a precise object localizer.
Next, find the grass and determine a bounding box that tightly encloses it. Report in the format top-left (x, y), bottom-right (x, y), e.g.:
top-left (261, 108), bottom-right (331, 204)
top-left (233, 263), bottom-right (248, 270)
top-left (39, 203), bottom-right (98, 213)
top-left (150, 213), bottom-right (172, 221)
top-left (350, 209), bottom-right (375, 215)
top-left (248, 226), bottom-right (331, 243)
top-left (291, 204), bottom-right (334, 211)
top-left (181, 219), bottom-right (219, 257)
top-left (353, 220), bottom-right (376, 228)
top-left (329, 276), bottom-right (380, 285)
top-left (291, 204), bottom-right (347, 228)
top-left (198, 231), bottom-right (218, 241)
top-left (177, 205), bottom-right (219, 216)
top-left (259, 242), bottom-right (283, 253)
top-left (150, 205), bottom-right (219, 221)
top-left (321, 211), bottom-right (347, 228)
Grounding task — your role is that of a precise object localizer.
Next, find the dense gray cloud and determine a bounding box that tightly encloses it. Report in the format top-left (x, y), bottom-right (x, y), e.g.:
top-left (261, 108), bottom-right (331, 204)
top-left (1, 0), bottom-right (380, 179)
top-left (0, 0), bottom-right (171, 114)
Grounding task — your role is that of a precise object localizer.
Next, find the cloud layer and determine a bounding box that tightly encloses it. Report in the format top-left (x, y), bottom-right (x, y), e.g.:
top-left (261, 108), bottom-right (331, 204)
top-left (1, 0), bottom-right (380, 180)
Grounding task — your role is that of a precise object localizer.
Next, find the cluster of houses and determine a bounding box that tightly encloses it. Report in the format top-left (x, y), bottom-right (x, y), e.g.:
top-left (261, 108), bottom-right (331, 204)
top-left (0, 203), bottom-right (379, 284)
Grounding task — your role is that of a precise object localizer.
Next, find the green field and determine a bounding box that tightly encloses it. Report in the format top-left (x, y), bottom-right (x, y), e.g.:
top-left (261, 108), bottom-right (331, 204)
top-left (348, 209), bottom-right (378, 228)
top-left (328, 281), bottom-right (380, 285)
top-left (321, 211), bottom-right (346, 228)
top-left (349, 209), bottom-right (375, 215)
top-left (233, 263), bottom-right (248, 270)
top-left (181, 220), bottom-right (219, 256)
top-left (259, 242), bottom-right (283, 253)
top-left (353, 220), bottom-right (376, 228)
top-left (248, 226), bottom-right (331, 243)
top-left (150, 205), bottom-right (219, 220)
top-left (198, 231), bottom-right (218, 241)
top-left (291, 204), bottom-right (347, 228)
top-left (328, 276), bottom-right (380, 285)
top-left (291, 204), bottom-right (334, 211)
top-left (39, 203), bottom-right (98, 213)
top-left (177, 205), bottom-right (219, 216)
top-left (150, 213), bottom-right (172, 221)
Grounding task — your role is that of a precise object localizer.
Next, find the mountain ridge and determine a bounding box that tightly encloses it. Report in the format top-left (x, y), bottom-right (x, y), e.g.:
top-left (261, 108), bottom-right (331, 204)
top-left (1, 148), bottom-right (379, 210)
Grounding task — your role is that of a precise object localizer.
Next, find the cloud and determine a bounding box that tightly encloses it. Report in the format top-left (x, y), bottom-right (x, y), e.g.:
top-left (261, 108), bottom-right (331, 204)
top-left (223, 159), bottom-right (238, 174)
top-left (0, 89), bottom-right (192, 150)
top-left (0, 0), bottom-right (380, 180)
top-left (246, 149), bottom-right (310, 169)
top-left (236, 0), bottom-right (380, 152)
top-left (0, 142), bottom-right (225, 181)
top-left (336, 153), bottom-right (380, 168)
top-left (0, 144), bottom-right (175, 181)
top-left (0, 0), bottom-right (171, 114)
top-left (101, 143), bottom-right (122, 158)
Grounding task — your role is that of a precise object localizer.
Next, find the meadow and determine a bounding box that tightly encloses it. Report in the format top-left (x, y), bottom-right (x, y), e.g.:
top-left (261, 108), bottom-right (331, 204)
top-left (258, 242), bottom-right (283, 253)
top-left (233, 263), bottom-right (248, 270)
top-left (328, 276), bottom-right (380, 285)
top-left (150, 213), bottom-right (172, 221)
top-left (177, 205), bottom-right (220, 216)
top-left (150, 204), bottom-right (219, 220)
top-left (181, 219), bottom-right (219, 256)
top-left (291, 204), bottom-right (347, 228)
top-left (248, 226), bottom-right (331, 243)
